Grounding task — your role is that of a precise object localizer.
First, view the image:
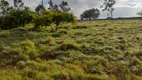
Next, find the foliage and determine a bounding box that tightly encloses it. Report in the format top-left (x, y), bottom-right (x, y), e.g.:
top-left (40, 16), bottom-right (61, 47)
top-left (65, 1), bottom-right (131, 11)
top-left (33, 11), bottom-right (53, 29)
top-left (52, 11), bottom-right (77, 31)
top-left (14, 0), bottom-right (24, 9)
top-left (59, 1), bottom-right (71, 12)
top-left (0, 0), bottom-right (13, 15)
top-left (1, 17), bottom-right (142, 79)
top-left (48, 0), bottom-right (71, 12)
top-left (35, 4), bottom-right (45, 14)
top-left (81, 8), bottom-right (100, 20)
top-left (0, 8), bottom-right (34, 30)
top-left (137, 10), bottom-right (142, 16)
top-left (33, 11), bottom-right (77, 31)
top-left (101, 0), bottom-right (116, 18)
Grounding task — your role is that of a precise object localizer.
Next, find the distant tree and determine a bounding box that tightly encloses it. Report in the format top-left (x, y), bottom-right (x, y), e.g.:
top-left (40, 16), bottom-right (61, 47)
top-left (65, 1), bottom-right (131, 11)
top-left (137, 10), bottom-right (142, 16)
top-left (101, 0), bottom-right (116, 18)
top-left (59, 1), bottom-right (71, 12)
top-left (14, 0), bottom-right (24, 9)
top-left (52, 12), bottom-right (76, 31)
top-left (48, 0), bottom-right (59, 11)
top-left (48, 0), bottom-right (71, 12)
top-left (35, 5), bottom-right (45, 14)
top-left (80, 8), bottom-right (100, 20)
top-left (0, 0), bottom-right (13, 15)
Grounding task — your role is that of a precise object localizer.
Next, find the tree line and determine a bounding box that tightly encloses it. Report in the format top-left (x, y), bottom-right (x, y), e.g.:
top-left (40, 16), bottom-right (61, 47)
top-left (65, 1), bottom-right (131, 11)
top-left (0, 0), bottom-right (76, 31)
top-left (0, 0), bottom-right (142, 30)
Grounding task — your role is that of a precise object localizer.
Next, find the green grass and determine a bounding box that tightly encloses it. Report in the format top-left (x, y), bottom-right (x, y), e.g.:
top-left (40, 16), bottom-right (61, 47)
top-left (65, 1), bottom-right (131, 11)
top-left (0, 20), bottom-right (142, 80)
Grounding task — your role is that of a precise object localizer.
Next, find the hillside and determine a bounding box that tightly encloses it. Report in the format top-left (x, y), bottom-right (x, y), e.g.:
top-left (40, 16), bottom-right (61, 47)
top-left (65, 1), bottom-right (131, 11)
top-left (0, 20), bottom-right (142, 80)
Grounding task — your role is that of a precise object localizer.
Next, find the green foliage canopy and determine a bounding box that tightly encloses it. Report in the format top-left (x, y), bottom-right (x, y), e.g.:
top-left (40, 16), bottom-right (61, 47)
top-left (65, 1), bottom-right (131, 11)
top-left (0, 8), bottom-right (35, 29)
top-left (80, 8), bottom-right (100, 20)
top-left (33, 11), bottom-right (77, 31)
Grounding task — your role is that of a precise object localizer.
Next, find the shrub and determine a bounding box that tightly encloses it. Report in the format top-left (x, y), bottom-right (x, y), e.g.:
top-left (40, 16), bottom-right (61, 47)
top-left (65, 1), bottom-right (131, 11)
top-left (0, 8), bottom-right (34, 30)
top-left (33, 13), bottom-right (52, 29)
top-left (52, 11), bottom-right (77, 31)
top-left (33, 11), bottom-right (77, 31)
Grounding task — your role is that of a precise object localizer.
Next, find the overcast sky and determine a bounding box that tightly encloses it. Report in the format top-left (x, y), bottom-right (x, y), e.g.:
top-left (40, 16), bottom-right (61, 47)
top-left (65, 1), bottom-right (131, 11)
top-left (7, 0), bottom-right (142, 19)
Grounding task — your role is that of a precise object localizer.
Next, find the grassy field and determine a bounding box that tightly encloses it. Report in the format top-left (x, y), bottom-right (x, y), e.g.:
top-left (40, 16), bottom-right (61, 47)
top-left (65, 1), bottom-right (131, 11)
top-left (0, 20), bottom-right (142, 80)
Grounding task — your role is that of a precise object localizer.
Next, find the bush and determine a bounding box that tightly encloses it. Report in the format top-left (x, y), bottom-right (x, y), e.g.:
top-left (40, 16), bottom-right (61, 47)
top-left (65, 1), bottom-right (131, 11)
top-left (33, 13), bottom-right (52, 29)
top-left (33, 11), bottom-right (77, 31)
top-left (0, 8), bottom-right (34, 30)
top-left (52, 11), bottom-right (77, 31)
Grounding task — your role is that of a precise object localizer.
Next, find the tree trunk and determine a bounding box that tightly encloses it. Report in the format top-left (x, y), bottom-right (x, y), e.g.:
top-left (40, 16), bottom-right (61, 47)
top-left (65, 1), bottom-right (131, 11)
top-left (110, 9), bottom-right (113, 19)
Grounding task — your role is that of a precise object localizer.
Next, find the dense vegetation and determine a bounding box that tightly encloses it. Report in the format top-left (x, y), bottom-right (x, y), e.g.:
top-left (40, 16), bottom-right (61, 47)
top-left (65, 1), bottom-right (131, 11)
top-left (0, 0), bottom-right (76, 31)
top-left (0, 20), bottom-right (142, 80)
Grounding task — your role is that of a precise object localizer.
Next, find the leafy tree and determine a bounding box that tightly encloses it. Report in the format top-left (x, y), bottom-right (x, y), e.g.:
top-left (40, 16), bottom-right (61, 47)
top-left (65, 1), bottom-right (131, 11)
top-left (101, 0), bottom-right (116, 18)
top-left (35, 4), bottom-right (45, 14)
top-left (0, 0), bottom-right (13, 15)
top-left (14, 0), bottom-right (24, 9)
top-left (137, 10), bottom-right (142, 16)
top-left (80, 8), bottom-right (100, 20)
top-left (33, 11), bottom-right (53, 29)
top-left (59, 1), bottom-right (71, 12)
top-left (48, 0), bottom-right (71, 12)
top-left (52, 11), bottom-right (76, 31)
top-left (48, 0), bottom-right (59, 11)
top-left (0, 8), bottom-right (34, 29)
top-left (33, 11), bottom-right (77, 31)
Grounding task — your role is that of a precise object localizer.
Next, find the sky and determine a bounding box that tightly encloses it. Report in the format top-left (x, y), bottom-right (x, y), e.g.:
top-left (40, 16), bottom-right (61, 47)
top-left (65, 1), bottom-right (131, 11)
top-left (7, 0), bottom-right (142, 19)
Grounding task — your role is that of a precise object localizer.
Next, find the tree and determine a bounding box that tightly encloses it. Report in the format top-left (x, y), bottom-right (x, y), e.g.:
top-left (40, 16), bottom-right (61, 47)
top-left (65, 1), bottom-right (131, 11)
top-left (59, 1), bottom-right (71, 12)
top-left (52, 11), bottom-right (76, 31)
top-left (48, 0), bottom-right (59, 11)
top-left (80, 8), bottom-right (100, 20)
top-left (33, 11), bottom-right (53, 29)
top-left (48, 0), bottom-right (71, 12)
top-left (33, 11), bottom-right (77, 31)
top-left (0, 7), bottom-right (34, 29)
top-left (137, 10), bottom-right (142, 16)
top-left (101, 0), bottom-right (116, 18)
top-left (14, 0), bottom-right (24, 9)
top-left (35, 4), bottom-right (45, 14)
top-left (0, 0), bottom-right (13, 15)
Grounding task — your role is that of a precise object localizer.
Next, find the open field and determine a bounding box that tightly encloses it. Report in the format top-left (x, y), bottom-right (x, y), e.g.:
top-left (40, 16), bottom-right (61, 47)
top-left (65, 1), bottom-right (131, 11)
top-left (0, 20), bottom-right (142, 80)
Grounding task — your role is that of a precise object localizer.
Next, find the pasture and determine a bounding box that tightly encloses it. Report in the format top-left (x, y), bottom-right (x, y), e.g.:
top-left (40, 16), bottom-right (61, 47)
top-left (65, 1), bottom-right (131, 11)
top-left (0, 20), bottom-right (142, 80)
